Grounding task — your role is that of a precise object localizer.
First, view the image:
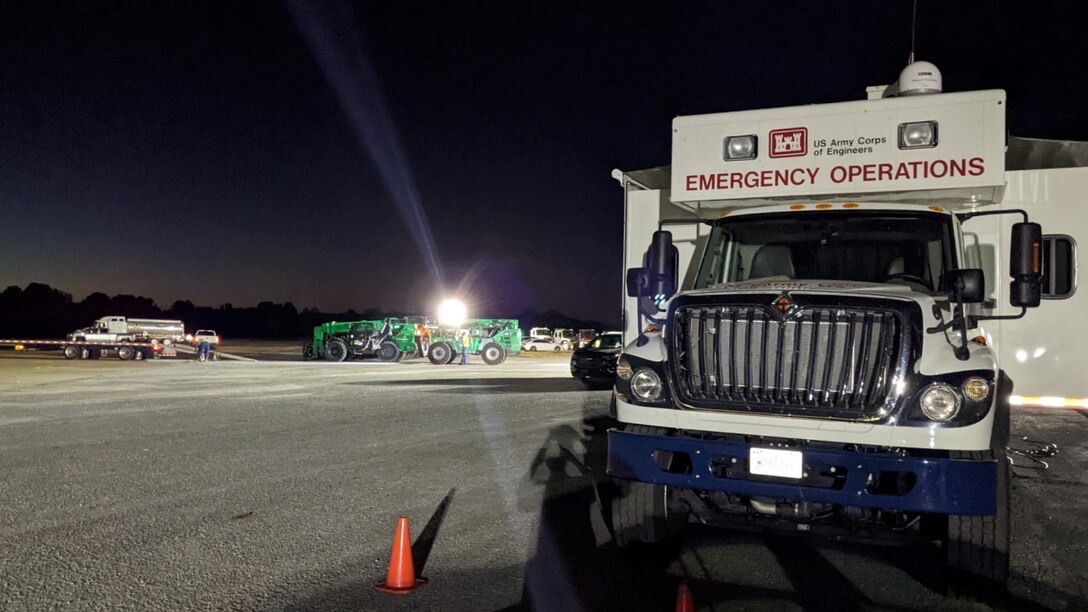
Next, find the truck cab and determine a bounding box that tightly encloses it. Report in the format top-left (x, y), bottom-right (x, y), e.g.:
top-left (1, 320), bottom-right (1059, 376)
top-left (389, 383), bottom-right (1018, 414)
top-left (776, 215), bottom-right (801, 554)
top-left (553, 328), bottom-right (576, 349)
top-left (607, 81), bottom-right (1085, 588)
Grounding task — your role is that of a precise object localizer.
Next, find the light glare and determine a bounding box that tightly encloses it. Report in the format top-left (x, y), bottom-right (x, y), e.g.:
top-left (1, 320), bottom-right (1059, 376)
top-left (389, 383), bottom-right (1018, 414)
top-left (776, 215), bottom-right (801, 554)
top-left (437, 298), bottom-right (467, 326)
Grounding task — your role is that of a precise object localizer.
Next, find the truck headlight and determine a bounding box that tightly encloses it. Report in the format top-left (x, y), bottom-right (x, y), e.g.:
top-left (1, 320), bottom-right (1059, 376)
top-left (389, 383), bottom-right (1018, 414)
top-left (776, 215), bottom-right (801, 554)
top-left (962, 377), bottom-right (990, 402)
top-left (630, 368), bottom-right (663, 401)
top-left (723, 135), bottom-right (758, 160)
top-left (919, 383), bottom-right (960, 421)
top-left (898, 121), bottom-right (938, 149)
top-left (616, 357), bottom-right (633, 380)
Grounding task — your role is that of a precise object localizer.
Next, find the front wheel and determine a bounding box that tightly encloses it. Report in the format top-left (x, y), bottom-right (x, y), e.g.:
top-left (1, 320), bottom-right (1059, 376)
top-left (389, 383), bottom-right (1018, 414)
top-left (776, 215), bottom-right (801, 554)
top-left (944, 448), bottom-right (1010, 592)
top-left (611, 425), bottom-right (687, 547)
top-left (63, 345), bottom-right (80, 360)
top-left (324, 337), bottom-right (349, 362)
top-left (378, 341), bottom-right (400, 362)
top-left (428, 342), bottom-right (451, 365)
top-left (529, 346), bottom-right (537, 352)
top-left (480, 343), bottom-right (506, 366)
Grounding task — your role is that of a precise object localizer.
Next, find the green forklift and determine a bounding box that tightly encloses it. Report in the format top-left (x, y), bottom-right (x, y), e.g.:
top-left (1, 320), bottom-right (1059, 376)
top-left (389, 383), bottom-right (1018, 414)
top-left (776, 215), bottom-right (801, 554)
top-left (427, 319), bottom-right (521, 366)
top-left (303, 317), bottom-right (418, 362)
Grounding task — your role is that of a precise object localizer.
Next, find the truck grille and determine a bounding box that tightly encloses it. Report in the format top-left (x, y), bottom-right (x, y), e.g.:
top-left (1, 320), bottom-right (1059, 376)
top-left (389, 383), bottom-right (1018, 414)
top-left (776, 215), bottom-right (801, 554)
top-left (672, 305), bottom-right (905, 420)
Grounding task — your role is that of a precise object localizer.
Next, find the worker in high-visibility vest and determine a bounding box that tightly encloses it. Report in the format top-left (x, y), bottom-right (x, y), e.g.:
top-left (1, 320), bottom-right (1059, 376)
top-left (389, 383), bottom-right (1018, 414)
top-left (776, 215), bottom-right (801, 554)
top-left (459, 330), bottom-right (471, 365)
top-left (421, 325), bottom-right (432, 356)
top-left (414, 324), bottom-right (424, 358)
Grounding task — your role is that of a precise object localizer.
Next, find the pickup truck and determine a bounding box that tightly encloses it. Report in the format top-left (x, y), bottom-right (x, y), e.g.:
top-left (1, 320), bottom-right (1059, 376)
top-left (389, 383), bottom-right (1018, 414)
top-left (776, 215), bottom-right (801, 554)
top-left (191, 330), bottom-right (220, 346)
top-left (68, 327), bottom-right (136, 343)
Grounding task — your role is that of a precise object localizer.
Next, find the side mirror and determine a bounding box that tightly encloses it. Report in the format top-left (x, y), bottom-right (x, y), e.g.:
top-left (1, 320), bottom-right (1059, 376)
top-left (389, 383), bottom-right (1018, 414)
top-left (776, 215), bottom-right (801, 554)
top-left (945, 268), bottom-right (985, 303)
top-left (1010, 222), bottom-right (1043, 308)
top-left (626, 267), bottom-right (651, 298)
top-left (645, 230), bottom-right (678, 301)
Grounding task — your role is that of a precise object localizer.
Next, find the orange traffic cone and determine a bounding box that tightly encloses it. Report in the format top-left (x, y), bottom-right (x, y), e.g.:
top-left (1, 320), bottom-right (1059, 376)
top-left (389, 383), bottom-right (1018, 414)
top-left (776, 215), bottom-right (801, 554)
top-left (675, 582), bottom-right (695, 612)
top-left (376, 516), bottom-right (427, 594)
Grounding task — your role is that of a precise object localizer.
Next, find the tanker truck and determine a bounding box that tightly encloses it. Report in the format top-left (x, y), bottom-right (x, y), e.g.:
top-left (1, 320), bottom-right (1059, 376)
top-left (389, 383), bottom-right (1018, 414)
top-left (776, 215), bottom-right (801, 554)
top-left (68, 316), bottom-right (185, 345)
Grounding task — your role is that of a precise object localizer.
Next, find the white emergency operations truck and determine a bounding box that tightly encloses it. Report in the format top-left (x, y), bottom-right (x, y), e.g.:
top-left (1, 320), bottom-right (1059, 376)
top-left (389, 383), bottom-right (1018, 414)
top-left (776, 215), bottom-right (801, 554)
top-left (607, 63), bottom-right (1084, 589)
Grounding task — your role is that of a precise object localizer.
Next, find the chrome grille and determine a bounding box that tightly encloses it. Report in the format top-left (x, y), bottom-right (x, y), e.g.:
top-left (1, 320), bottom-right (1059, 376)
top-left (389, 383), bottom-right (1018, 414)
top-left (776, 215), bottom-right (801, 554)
top-left (673, 305), bottom-right (903, 419)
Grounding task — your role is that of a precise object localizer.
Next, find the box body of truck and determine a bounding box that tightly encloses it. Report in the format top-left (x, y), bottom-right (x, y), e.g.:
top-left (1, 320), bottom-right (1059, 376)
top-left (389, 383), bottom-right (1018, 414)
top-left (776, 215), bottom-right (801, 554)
top-left (608, 87), bottom-right (1086, 586)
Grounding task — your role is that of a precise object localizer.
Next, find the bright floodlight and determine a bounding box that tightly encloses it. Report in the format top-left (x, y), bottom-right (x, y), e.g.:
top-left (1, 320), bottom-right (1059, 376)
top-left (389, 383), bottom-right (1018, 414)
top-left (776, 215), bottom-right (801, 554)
top-left (437, 298), bottom-right (467, 326)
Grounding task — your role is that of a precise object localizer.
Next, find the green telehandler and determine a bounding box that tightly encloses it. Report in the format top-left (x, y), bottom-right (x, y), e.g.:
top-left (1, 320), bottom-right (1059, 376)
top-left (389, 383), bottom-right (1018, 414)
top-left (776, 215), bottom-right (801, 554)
top-left (303, 317), bottom-right (418, 362)
top-left (427, 318), bottom-right (521, 366)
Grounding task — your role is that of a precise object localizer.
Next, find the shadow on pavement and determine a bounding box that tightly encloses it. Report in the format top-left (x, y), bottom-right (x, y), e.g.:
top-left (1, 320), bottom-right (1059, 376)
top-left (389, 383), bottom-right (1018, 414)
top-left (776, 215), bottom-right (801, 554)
top-left (413, 488), bottom-right (456, 579)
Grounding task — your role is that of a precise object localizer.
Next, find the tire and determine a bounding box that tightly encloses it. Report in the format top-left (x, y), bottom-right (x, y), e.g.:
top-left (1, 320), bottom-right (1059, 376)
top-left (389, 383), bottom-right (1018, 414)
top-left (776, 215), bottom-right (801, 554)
top-left (63, 345), bottom-right (80, 360)
top-left (480, 343), bottom-right (506, 366)
top-left (529, 346), bottom-right (537, 352)
top-left (945, 373), bottom-right (1013, 593)
top-left (378, 341), bottom-right (400, 362)
top-left (553, 346), bottom-right (561, 352)
top-left (611, 425), bottom-right (687, 547)
top-left (302, 342), bottom-right (313, 360)
top-left (324, 337), bottom-right (349, 362)
top-left (428, 342), bottom-right (451, 365)
top-left (945, 452), bottom-right (1011, 592)
top-left (117, 346), bottom-right (135, 361)
top-left (445, 343), bottom-right (459, 364)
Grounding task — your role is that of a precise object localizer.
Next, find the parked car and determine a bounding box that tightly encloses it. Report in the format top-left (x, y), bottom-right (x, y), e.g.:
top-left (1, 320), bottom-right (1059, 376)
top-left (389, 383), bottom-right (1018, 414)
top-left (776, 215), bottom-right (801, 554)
top-left (570, 331), bottom-right (623, 387)
top-left (522, 338), bottom-right (561, 352)
top-left (191, 330), bottom-right (220, 347)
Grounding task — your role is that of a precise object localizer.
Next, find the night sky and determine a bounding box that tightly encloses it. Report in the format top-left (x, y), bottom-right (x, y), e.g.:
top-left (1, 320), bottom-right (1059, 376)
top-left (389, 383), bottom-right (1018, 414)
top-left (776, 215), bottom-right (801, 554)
top-left (3, 1), bottom-right (1087, 324)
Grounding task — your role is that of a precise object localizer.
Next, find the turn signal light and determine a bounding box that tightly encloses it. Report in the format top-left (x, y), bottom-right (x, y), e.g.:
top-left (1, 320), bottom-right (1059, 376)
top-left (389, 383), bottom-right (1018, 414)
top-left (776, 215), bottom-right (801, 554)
top-left (963, 377), bottom-right (991, 402)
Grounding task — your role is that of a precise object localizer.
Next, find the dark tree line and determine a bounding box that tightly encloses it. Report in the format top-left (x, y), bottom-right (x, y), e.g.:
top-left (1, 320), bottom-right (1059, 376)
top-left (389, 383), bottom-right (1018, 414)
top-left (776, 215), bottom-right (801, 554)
top-left (0, 283), bottom-right (615, 339)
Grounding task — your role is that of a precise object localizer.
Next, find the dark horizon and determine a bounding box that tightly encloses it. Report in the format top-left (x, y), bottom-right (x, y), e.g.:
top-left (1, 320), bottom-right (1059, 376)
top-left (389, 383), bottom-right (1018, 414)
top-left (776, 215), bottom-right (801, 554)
top-left (3, 2), bottom-right (1087, 323)
top-left (0, 281), bottom-right (617, 340)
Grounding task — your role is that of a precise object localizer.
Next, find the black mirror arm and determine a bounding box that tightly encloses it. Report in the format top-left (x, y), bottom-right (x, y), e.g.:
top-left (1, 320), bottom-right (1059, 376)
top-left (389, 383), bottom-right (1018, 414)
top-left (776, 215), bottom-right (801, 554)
top-left (970, 308), bottom-right (1028, 326)
top-left (634, 272), bottom-right (669, 348)
top-left (634, 279), bottom-right (649, 347)
top-left (957, 208), bottom-right (1030, 224)
top-left (950, 283), bottom-right (972, 361)
top-left (925, 278), bottom-right (975, 360)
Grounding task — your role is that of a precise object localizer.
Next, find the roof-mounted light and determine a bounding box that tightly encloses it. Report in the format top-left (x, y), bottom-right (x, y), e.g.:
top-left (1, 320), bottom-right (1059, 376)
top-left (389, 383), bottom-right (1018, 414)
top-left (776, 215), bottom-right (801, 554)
top-left (898, 121), bottom-right (938, 149)
top-left (723, 134), bottom-right (758, 161)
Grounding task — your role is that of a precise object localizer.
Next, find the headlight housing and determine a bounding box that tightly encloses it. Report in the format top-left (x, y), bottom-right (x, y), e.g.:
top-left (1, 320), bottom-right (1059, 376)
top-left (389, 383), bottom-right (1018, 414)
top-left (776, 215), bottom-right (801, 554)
top-left (630, 368), bottom-right (663, 402)
top-left (919, 383), bottom-right (961, 421)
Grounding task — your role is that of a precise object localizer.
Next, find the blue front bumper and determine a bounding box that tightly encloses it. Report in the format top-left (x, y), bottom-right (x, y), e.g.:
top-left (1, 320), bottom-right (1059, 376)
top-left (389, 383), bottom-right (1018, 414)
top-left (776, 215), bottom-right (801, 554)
top-left (607, 429), bottom-right (997, 516)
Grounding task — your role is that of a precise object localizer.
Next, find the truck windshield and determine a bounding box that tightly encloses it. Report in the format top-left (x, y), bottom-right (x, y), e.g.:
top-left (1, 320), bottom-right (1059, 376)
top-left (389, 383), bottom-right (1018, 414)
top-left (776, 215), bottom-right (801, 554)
top-left (694, 211), bottom-right (956, 293)
top-left (592, 334), bottom-right (622, 349)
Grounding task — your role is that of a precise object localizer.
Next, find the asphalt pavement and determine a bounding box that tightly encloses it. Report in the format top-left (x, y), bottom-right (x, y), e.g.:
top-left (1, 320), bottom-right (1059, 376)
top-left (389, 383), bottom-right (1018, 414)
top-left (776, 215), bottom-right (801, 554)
top-left (0, 350), bottom-right (1085, 611)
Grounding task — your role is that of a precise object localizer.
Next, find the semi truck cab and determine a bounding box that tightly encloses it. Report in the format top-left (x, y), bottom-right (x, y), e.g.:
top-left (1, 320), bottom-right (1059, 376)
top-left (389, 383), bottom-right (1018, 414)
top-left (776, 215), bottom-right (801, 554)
top-left (607, 79), bottom-right (1086, 588)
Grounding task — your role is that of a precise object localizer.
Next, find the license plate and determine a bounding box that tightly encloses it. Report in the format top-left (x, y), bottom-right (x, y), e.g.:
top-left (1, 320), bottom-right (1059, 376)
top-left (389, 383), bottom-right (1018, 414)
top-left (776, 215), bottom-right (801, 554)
top-left (749, 448), bottom-right (803, 479)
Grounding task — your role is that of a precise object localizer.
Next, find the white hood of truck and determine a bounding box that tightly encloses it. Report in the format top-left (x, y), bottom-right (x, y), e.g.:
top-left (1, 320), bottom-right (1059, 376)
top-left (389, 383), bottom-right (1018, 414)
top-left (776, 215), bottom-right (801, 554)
top-left (694, 279), bottom-right (928, 300)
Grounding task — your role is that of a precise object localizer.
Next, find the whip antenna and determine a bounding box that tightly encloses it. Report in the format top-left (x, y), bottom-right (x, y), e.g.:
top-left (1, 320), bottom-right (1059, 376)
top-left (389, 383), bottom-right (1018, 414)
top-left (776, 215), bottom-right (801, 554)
top-left (909, 0), bottom-right (918, 63)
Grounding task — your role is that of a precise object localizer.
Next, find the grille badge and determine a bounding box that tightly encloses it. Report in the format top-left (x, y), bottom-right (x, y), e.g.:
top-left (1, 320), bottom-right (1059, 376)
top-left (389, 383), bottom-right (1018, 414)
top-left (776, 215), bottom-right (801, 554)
top-left (771, 293), bottom-right (798, 319)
